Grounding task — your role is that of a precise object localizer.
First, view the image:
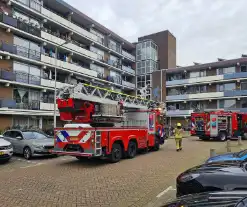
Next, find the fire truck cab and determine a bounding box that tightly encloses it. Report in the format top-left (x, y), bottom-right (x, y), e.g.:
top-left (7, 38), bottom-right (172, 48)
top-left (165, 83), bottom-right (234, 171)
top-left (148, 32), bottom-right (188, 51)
top-left (191, 110), bottom-right (247, 141)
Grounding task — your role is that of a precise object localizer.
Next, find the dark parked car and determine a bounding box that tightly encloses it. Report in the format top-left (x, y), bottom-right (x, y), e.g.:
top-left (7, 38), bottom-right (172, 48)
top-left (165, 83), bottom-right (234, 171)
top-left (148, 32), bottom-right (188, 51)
top-left (176, 161), bottom-right (247, 197)
top-left (162, 190), bottom-right (247, 207)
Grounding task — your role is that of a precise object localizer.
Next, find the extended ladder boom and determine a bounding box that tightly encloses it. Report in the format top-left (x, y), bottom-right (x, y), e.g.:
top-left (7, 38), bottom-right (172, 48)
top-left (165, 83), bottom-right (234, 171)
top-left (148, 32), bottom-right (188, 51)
top-left (56, 83), bottom-right (159, 109)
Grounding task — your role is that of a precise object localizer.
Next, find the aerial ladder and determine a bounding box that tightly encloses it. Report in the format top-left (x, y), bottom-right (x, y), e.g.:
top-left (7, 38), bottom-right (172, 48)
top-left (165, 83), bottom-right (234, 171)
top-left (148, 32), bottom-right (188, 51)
top-left (56, 83), bottom-right (165, 124)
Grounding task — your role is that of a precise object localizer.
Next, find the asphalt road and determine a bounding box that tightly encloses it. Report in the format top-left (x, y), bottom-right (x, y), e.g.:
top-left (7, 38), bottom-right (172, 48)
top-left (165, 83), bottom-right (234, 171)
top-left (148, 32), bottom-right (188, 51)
top-left (0, 137), bottom-right (228, 207)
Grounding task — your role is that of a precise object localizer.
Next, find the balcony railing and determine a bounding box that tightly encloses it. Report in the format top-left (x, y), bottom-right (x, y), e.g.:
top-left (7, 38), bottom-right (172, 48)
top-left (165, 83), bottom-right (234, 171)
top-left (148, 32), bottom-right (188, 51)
top-left (16, 0), bottom-right (42, 12)
top-left (41, 30), bottom-right (97, 59)
top-left (0, 69), bottom-right (16, 81)
top-left (16, 100), bottom-right (40, 110)
top-left (15, 71), bottom-right (41, 85)
top-left (0, 12), bottom-right (18, 28)
top-left (122, 65), bottom-right (135, 75)
top-left (0, 12), bottom-right (41, 37)
top-left (122, 80), bottom-right (135, 88)
top-left (0, 42), bottom-right (41, 61)
top-left (0, 99), bottom-right (17, 108)
top-left (122, 50), bottom-right (135, 61)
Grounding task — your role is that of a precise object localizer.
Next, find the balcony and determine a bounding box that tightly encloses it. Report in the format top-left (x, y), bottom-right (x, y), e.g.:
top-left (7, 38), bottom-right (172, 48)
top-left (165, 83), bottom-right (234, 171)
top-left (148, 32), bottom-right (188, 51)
top-left (41, 7), bottom-right (98, 42)
top-left (0, 99), bottom-right (17, 108)
top-left (122, 81), bottom-right (135, 88)
top-left (0, 12), bottom-right (18, 28)
top-left (41, 31), bottom-right (97, 59)
top-left (16, 0), bottom-right (42, 12)
top-left (122, 65), bottom-right (135, 75)
top-left (16, 100), bottom-right (40, 110)
top-left (40, 102), bottom-right (57, 111)
top-left (224, 72), bottom-right (247, 80)
top-left (0, 42), bottom-right (41, 61)
top-left (166, 92), bottom-right (224, 101)
top-left (41, 78), bottom-right (72, 88)
top-left (122, 50), bottom-right (135, 61)
top-left (0, 70), bottom-right (16, 81)
top-left (17, 21), bottom-right (41, 37)
top-left (15, 71), bottom-right (41, 86)
top-left (224, 90), bottom-right (247, 97)
top-left (166, 110), bottom-right (194, 117)
top-left (0, 12), bottom-right (41, 37)
top-left (166, 75), bottom-right (224, 87)
top-left (41, 55), bottom-right (97, 77)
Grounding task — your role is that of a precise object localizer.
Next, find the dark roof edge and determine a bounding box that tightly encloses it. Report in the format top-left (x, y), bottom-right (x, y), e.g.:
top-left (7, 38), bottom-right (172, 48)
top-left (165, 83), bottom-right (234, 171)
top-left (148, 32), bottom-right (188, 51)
top-left (57, 0), bottom-right (135, 49)
top-left (164, 57), bottom-right (247, 74)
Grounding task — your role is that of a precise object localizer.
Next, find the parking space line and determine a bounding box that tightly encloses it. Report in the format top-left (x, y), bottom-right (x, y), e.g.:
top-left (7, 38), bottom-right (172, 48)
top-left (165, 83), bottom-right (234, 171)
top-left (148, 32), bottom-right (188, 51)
top-left (20, 163), bottom-right (44, 169)
top-left (156, 186), bottom-right (173, 198)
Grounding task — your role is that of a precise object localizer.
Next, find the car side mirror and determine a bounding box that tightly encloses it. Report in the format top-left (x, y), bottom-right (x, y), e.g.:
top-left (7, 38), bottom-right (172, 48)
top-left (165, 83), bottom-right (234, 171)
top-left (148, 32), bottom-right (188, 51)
top-left (16, 136), bottom-right (23, 140)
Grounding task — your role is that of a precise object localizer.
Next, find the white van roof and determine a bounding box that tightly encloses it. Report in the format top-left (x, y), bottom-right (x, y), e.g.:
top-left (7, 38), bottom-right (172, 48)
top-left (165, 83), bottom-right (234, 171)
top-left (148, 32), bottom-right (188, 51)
top-left (64, 124), bottom-right (91, 128)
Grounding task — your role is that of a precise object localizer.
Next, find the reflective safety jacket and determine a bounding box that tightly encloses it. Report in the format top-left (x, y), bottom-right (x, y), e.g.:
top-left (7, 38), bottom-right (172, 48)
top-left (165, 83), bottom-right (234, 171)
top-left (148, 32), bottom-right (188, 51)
top-left (174, 128), bottom-right (183, 139)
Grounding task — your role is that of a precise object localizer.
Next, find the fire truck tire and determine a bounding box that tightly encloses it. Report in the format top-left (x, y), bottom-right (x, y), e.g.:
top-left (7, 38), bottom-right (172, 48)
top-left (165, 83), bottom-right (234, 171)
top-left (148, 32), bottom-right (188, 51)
top-left (153, 136), bottom-right (160, 151)
top-left (126, 141), bottom-right (137, 159)
top-left (219, 132), bottom-right (227, 141)
top-left (109, 143), bottom-right (122, 163)
top-left (76, 156), bottom-right (88, 161)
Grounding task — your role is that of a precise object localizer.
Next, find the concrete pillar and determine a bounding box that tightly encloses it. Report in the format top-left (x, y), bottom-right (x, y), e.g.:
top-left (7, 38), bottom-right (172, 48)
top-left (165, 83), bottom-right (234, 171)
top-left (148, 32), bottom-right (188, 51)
top-left (39, 117), bottom-right (43, 129)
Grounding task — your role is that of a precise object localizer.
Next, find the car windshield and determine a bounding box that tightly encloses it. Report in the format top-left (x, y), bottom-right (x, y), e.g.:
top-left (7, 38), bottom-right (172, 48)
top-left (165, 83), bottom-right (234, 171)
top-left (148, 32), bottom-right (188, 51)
top-left (23, 132), bottom-right (48, 140)
top-left (236, 149), bottom-right (247, 158)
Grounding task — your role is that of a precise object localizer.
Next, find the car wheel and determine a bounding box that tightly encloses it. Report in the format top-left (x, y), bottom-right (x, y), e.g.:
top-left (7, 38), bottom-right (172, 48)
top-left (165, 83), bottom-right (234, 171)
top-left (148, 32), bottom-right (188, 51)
top-left (23, 147), bottom-right (32, 160)
top-left (126, 141), bottom-right (137, 159)
top-left (109, 143), bottom-right (122, 163)
top-left (219, 132), bottom-right (227, 141)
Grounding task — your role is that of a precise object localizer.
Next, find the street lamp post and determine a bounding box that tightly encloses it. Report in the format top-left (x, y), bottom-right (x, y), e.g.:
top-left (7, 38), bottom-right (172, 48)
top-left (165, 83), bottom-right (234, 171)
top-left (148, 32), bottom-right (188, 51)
top-left (53, 41), bottom-right (70, 129)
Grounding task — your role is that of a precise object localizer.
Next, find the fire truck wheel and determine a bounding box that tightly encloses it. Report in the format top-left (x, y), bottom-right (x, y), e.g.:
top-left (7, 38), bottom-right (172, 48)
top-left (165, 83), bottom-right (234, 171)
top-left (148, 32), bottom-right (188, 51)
top-left (153, 137), bottom-right (160, 151)
top-left (126, 141), bottom-right (137, 159)
top-left (219, 132), bottom-right (227, 141)
top-left (76, 156), bottom-right (88, 161)
top-left (109, 143), bottom-right (122, 163)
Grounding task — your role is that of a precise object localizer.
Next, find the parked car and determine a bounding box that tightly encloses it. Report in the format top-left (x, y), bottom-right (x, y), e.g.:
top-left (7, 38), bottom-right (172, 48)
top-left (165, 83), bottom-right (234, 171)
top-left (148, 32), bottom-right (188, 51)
top-left (162, 190), bottom-right (247, 207)
top-left (0, 135), bottom-right (13, 162)
top-left (205, 149), bottom-right (247, 164)
top-left (2, 129), bottom-right (55, 160)
top-left (176, 161), bottom-right (247, 197)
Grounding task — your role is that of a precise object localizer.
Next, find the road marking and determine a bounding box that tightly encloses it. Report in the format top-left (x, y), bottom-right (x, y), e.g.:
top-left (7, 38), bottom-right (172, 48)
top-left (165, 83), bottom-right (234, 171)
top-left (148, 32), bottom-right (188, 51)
top-left (20, 163), bottom-right (44, 169)
top-left (156, 186), bottom-right (173, 198)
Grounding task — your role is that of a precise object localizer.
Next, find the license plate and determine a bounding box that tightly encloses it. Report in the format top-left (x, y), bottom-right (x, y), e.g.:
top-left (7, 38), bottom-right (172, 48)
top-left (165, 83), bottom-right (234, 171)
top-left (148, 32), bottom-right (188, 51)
top-left (0, 151), bottom-right (4, 155)
top-left (69, 137), bottom-right (78, 141)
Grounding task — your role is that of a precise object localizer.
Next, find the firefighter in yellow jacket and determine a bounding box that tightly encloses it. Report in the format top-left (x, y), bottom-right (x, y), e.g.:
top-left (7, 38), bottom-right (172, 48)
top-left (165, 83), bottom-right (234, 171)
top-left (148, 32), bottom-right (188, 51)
top-left (173, 123), bottom-right (183, 151)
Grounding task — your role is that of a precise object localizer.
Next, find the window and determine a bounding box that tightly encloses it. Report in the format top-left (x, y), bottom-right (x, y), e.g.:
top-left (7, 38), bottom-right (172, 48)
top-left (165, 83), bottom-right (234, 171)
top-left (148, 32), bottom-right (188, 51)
top-left (217, 67), bottom-right (235, 75)
top-left (241, 65), bottom-right (247, 72)
top-left (137, 75), bottom-right (145, 88)
top-left (22, 131), bottom-right (47, 139)
top-left (241, 82), bottom-right (247, 90)
top-left (219, 99), bottom-right (236, 108)
top-left (13, 10), bottom-right (40, 27)
top-left (241, 98), bottom-right (247, 108)
top-left (13, 61), bottom-right (40, 85)
top-left (217, 83), bottom-right (235, 92)
top-left (90, 46), bottom-right (104, 60)
top-left (14, 36), bottom-right (40, 60)
top-left (110, 71), bottom-right (121, 84)
top-left (189, 71), bottom-right (206, 78)
top-left (90, 64), bottom-right (104, 76)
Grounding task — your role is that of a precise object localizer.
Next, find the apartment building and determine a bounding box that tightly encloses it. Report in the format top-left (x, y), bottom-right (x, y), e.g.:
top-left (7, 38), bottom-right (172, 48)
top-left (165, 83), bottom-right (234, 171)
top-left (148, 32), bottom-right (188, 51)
top-left (166, 56), bottom-right (247, 127)
top-left (136, 30), bottom-right (176, 101)
top-left (0, 0), bottom-right (136, 130)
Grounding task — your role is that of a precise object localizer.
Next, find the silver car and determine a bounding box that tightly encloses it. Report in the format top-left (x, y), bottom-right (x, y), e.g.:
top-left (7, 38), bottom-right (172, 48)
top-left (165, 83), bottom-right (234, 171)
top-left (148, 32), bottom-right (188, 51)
top-left (3, 130), bottom-right (54, 160)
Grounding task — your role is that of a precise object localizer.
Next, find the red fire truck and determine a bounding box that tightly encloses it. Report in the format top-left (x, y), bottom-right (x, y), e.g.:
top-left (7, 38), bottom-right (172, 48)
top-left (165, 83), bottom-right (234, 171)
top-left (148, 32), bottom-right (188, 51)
top-left (191, 110), bottom-right (247, 141)
top-left (51, 84), bottom-right (166, 163)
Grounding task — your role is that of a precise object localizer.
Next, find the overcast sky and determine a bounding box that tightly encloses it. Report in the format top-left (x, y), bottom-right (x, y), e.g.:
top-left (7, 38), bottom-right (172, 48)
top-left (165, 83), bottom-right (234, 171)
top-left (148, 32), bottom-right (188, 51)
top-left (65, 0), bottom-right (247, 66)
